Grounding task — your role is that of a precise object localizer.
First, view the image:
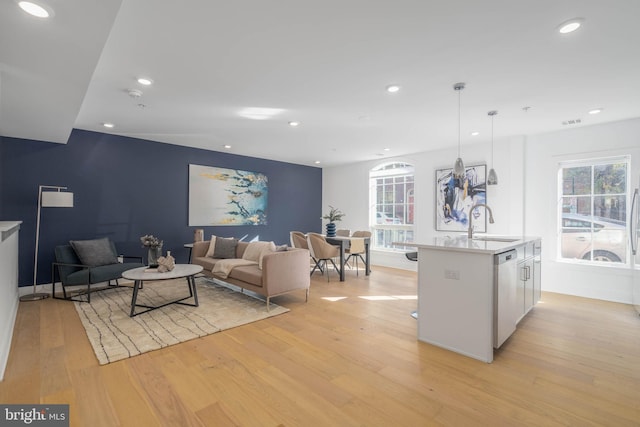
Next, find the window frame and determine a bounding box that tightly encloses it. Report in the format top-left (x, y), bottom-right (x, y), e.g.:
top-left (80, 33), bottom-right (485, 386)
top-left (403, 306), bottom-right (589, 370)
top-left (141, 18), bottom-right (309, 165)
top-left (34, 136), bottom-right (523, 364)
top-left (369, 162), bottom-right (415, 251)
top-left (557, 156), bottom-right (630, 265)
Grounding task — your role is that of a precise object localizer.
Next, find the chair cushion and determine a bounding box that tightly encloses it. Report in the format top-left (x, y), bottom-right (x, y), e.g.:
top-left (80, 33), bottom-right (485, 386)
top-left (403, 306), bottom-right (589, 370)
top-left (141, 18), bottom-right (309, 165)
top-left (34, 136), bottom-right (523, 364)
top-left (69, 237), bottom-right (117, 267)
top-left (63, 263), bottom-right (143, 286)
top-left (228, 265), bottom-right (263, 287)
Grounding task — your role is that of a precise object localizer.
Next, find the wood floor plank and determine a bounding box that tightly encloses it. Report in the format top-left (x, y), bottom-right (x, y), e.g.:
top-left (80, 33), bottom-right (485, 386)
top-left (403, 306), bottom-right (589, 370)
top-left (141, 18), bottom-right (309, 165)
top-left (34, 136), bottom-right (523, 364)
top-left (1, 266), bottom-right (639, 426)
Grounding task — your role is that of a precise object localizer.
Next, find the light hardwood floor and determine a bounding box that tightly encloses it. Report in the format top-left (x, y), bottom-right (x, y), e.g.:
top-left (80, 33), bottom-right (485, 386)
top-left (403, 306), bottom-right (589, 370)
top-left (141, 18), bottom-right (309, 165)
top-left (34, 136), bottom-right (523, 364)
top-left (1, 266), bottom-right (639, 426)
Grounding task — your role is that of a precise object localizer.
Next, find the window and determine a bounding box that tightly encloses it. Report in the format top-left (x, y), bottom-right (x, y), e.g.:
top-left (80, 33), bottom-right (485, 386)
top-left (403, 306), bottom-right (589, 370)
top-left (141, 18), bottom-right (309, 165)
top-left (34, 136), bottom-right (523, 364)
top-left (370, 162), bottom-right (415, 249)
top-left (559, 157), bottom-right (629, 264)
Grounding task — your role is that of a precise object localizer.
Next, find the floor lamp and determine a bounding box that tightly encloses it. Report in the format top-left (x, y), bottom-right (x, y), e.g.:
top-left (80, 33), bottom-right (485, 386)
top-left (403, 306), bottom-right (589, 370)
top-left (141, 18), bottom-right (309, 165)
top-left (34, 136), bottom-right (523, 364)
top-left (20, 185), bottom-right (74, 302)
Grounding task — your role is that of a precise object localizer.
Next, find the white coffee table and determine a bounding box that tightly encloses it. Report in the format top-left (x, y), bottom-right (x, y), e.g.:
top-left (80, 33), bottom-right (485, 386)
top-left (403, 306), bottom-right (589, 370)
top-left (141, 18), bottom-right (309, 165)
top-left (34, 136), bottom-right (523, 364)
top-left (122, 264), bottom-right (203, 317)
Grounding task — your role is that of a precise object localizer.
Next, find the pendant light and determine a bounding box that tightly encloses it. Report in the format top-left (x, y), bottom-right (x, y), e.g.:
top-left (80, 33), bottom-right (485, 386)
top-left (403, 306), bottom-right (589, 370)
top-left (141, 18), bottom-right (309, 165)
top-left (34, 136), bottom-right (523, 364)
top-left (453, 82), bottom-right (466, 179)
top-left (487, 110), bottom-right (498, 185)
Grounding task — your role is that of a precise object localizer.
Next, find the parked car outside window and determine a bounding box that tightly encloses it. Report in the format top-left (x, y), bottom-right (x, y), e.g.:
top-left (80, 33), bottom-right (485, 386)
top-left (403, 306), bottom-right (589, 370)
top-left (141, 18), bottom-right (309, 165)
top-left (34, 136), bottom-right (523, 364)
top-left (561, 213), bottom-right (626, 263)
top-left (376, 212), bottom-right (402, 224)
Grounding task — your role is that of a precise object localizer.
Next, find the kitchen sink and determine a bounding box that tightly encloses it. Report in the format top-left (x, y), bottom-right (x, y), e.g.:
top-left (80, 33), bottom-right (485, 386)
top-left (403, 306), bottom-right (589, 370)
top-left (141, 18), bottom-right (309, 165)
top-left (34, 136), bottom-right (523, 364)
top-left (472, 236), bottom-right (520, 243)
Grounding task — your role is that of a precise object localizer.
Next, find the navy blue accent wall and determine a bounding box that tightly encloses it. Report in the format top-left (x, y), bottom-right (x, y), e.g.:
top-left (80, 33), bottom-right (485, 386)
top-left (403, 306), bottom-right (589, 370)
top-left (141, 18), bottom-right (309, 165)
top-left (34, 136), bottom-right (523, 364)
top-left (0, 129), bottom-right (322, 286)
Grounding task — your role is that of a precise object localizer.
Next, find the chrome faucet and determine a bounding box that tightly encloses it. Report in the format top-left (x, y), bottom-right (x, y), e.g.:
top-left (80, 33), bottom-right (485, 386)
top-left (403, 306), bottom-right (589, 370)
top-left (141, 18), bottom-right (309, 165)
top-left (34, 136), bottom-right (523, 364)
top-left (468, 203), bottom-right (495, 238)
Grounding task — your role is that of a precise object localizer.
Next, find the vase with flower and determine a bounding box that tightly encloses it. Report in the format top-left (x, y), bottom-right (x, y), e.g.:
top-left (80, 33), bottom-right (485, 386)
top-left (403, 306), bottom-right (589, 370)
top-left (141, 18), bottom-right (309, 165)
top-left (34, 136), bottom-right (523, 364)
top-left (322, 206), bottom-right (345, 237)
top-left (140, 234), bottom-right (163, 267)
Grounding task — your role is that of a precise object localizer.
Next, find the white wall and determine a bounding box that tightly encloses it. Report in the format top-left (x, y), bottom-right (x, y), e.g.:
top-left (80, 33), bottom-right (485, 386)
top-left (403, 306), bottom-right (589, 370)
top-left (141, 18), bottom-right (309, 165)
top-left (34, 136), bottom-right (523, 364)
top-left (323, 135), bottom-right (525, 271)
top-left (323, 117), bottom-right (640, 303)
top-left (525, 118), bottom-right (640, 303)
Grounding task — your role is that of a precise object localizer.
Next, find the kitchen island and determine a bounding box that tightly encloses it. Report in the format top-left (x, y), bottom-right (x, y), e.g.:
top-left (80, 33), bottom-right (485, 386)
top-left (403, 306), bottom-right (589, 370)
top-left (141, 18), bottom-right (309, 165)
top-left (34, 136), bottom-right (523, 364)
top-left (0, 221), bottom-right (22, 380)
top-left (411, 235), bottom-right (541, 363)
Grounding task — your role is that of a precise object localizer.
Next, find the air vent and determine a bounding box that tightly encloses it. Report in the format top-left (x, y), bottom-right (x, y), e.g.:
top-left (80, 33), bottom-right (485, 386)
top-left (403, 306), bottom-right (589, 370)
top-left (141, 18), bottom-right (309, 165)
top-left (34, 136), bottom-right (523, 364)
top-left (562, 118), bottom-right (582, 126)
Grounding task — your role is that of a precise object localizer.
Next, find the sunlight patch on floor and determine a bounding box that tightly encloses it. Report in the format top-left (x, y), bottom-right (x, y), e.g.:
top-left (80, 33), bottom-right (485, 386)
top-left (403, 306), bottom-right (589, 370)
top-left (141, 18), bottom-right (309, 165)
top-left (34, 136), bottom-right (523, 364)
top-left (321, 296), bottom-right (349, 302)
top-left (359, 295), bottom-right (417, 301)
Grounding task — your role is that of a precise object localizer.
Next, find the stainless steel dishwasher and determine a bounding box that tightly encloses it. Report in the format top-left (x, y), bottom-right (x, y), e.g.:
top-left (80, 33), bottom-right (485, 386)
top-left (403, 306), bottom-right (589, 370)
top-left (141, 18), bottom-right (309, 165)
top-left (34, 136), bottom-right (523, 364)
top-left (494, 249), bottom-right (518, 348)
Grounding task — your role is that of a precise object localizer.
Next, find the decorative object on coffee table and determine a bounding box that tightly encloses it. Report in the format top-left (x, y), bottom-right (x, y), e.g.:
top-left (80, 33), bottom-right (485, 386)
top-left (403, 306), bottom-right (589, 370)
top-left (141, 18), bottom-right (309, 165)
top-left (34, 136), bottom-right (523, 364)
top-left (157, 251), bottom-right (176, 272)
top-left (322, 205), bottom-right (345, 237)
top-left (140, 234), bottom-right (163, 267)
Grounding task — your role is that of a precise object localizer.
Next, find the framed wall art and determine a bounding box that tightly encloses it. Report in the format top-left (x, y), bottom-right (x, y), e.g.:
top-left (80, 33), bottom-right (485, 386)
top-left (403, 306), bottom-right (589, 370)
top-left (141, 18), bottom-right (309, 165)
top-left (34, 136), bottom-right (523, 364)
top-left (435, 164), bottom-right (487, 232)
top-left (188, 164), bottom-right (268, 226)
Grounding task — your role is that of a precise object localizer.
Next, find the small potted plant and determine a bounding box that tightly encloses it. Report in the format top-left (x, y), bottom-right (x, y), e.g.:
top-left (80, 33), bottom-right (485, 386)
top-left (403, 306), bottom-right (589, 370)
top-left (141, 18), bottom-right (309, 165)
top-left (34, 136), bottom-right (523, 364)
top-left (322, 206), bottom-right (345, 237)
top-left (140, 234), bottom-right (163, 267)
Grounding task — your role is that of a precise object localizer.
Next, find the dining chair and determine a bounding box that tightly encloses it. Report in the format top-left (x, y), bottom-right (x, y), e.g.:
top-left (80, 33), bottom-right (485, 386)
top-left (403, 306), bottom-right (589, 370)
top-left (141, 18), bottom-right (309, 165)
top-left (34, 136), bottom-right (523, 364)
top-left (336, 229), bottom-right (351, 237)
top-left (290, 231), bottom-right (323, 275)
top-left (307, 232), bottom-right (341, 281)
top-left (345, 230), bottom-right (371, 276)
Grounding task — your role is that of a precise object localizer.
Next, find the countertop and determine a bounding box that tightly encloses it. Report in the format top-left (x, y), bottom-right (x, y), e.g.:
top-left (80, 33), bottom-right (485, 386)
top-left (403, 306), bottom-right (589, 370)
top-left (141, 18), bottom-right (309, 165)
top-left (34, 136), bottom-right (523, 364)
top-left (398, 235), bottom-right (540, 255)
top-left (0, 221), bottom-right (22, 242)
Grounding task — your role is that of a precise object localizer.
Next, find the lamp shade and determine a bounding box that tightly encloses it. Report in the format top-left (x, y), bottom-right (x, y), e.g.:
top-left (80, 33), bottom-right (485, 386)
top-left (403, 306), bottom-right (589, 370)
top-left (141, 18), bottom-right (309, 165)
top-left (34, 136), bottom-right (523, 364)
top-left (41, 191), bottom-right (74, 207)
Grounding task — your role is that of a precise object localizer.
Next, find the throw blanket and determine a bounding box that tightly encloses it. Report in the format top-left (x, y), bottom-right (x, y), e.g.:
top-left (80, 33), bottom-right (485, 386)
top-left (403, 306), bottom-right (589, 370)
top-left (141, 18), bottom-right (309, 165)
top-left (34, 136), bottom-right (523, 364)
top-left (213, 258), bottom-right (258, 279)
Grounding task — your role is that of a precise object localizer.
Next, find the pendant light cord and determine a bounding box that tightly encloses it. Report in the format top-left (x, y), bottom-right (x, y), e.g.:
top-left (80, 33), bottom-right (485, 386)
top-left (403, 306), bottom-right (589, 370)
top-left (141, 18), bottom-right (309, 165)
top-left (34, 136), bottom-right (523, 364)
top-left (457, 89), bottom-right (461, 157)
top-left (488, 110), bottom-right (498, 166)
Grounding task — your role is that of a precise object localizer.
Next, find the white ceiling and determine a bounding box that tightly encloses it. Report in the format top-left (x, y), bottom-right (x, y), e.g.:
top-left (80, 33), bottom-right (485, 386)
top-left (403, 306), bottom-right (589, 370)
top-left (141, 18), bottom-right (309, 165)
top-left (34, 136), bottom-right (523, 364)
top-left (2, 0), bottom-right (640, 167)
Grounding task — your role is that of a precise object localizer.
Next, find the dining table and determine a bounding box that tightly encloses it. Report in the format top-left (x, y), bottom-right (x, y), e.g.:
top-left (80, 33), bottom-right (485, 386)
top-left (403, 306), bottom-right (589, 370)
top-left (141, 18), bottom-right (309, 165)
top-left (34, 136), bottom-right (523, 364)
top-left (325, 235), bottom-right (371, 281)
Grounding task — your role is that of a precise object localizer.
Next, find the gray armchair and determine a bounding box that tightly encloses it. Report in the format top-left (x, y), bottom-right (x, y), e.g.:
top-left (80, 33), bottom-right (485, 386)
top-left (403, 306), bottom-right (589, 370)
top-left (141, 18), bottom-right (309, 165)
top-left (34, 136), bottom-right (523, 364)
top-left (51, 237), bottom-right (144, 302)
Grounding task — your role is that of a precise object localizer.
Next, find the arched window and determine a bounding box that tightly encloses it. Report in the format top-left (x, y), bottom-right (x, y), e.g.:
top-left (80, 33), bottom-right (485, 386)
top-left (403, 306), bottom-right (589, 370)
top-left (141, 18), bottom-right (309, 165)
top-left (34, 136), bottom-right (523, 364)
top-left (369, 162), bottom-right (415, 249)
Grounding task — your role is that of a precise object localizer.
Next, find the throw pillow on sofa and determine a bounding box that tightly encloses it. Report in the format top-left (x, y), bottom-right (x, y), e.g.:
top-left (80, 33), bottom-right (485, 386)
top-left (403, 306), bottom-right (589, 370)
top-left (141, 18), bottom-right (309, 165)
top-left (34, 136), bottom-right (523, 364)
top-left (70, 237), bottom-right (118, 267)
top-left (205, 236), bottom-right (217, 258)
top-left (243, 241), bottom-right (276, 269)
top-left (214, 237), bottom-right (238, 259)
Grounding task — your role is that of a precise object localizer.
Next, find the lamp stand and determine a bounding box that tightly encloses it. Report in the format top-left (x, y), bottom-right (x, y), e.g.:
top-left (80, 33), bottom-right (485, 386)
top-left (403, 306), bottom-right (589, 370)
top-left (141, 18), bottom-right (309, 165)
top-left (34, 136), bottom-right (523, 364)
top-left (20, 185), bottom-right (73, 302)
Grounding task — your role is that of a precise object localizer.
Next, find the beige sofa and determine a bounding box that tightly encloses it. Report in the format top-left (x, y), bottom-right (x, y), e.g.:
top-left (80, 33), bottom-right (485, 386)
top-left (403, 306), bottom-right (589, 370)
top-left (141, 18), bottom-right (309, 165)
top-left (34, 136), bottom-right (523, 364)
top-left (190, 240), bottom-right (310, 310)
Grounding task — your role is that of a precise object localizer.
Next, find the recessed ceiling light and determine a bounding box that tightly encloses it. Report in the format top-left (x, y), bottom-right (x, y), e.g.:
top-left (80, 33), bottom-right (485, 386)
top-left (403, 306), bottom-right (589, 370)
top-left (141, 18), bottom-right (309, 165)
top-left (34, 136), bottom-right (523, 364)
top-left (558, 18), bottom-right (584, 34)
top-left (239, 107), bottom-right (284, 120)
top-left (137, 77), bottom-right (153, 86)
top-left (588, 108), bottom-right (603, 115)
top-left (471, 131), bottom-right (479, 136)
top-left (102, 122), bottom-right (114, 128)
top-left (223, 144), bottom-right (231, 149)
top-left (17, 1), bottom-right (52, 18)
top-left (288, 121), bottom-right (300, 127)
top-left (383, 148), bottom-right (391, 151)
top-left (314, 160), bottom-right (321, 164)
top-left (386, 84), bottom-right (401, 93)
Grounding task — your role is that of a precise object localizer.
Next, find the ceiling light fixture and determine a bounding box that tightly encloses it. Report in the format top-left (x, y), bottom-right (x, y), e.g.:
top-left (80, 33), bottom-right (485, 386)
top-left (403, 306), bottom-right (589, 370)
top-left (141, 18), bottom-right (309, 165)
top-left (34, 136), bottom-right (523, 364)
top-left (471, 131), bottom-right (479, 136)
top-left (223, 144), bottom-right (231, 149)
top-left (487, 110), bottom-right (498, 186)
top-left (128, 89), bottom-right (143, 98)
top-left (452, 82), bottom-right (466, 179)
top-left (102, 122), bottom-right (114, 128)
top-left (314, 161), bottom-right (321, 164)
top-left (588, 108), bottom-right (603, 115)
top-left (288, 121), bottom-right (300, 127)
top-left (17, 1), bottom-right (52, 18)
top-left (558, 18), bottom-right (584, 34)
top-left (386, 84), bottom-right (401, 93)
top-left (239, 107), bottom-right (284, 120)
top-left (137, 77), bottom-right (153, 86)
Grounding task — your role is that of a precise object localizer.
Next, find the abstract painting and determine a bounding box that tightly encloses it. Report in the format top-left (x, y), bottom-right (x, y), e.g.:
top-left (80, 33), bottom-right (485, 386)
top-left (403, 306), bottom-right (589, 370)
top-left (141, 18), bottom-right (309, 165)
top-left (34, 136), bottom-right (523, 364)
top-left (435, 164), bottom-right (486, 232)
top-left (189, 164), bottom-right (268, 226)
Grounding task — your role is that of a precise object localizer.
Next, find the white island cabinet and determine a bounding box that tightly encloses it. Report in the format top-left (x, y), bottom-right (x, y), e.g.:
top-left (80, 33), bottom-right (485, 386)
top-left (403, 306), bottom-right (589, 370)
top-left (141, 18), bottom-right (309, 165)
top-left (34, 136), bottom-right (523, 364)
top-left (413, 235), bottom-right (541, 363)
top-left (0, 221), bottom-right (22, 381)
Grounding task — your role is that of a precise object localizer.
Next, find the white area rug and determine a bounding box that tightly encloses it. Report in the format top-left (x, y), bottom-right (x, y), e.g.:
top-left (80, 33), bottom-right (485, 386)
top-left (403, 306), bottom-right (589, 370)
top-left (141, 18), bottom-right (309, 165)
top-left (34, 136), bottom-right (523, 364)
top-left (74, 278), bottom-right (288, 365)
